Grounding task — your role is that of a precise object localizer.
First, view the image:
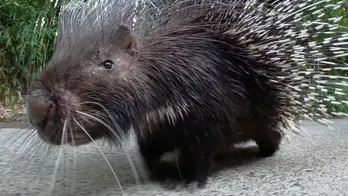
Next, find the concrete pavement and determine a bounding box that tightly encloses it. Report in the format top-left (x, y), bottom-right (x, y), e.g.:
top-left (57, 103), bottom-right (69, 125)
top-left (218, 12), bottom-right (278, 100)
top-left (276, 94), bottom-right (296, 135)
top-left (0, 120), bottom-right (348, 196)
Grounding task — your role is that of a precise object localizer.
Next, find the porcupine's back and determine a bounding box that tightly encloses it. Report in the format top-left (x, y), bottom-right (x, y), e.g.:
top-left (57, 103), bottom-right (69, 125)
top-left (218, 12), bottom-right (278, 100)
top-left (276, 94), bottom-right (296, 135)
top-left (259, 0), bottom-right (348, 125)
top-left (132, 0), bottom-right (348, 130)
top-left (133, 0), bottom-right (297, 134)
top-left (165, 0), bottom-right (348, 127)
top-left (51, 0), bottom-right (348, 137)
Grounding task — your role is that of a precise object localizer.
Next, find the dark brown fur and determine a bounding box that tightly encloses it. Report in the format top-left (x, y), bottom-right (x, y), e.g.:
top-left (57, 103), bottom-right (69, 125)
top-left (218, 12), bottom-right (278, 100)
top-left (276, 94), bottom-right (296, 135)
top-left (26, 0), bottom-right (294, 189)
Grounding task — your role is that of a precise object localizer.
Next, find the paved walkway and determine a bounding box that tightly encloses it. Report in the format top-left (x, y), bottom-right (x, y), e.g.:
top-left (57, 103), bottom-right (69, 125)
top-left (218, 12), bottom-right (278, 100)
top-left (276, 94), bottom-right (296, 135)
top-left (0, 120), bottom-right (348, 195)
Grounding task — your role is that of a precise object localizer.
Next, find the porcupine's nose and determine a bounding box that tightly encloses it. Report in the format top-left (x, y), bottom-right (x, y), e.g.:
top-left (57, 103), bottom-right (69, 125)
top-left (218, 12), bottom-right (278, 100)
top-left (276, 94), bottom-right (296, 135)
top-left (26, 90), bottom-right (56, 130)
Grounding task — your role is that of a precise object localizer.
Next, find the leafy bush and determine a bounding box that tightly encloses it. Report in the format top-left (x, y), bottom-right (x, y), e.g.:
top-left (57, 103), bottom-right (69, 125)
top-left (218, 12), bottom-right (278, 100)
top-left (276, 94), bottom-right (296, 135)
top-left (0, 0), bottom-right (68, 105)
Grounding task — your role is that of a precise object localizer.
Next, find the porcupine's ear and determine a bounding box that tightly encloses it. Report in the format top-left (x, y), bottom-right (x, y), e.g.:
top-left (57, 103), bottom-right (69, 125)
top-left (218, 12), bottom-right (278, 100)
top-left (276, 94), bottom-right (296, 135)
top-left (111, 24), bottom-right (138, 56)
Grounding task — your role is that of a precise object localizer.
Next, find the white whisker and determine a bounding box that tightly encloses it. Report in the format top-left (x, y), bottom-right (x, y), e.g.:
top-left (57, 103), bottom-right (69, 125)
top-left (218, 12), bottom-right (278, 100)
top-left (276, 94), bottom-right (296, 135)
top-left (0, 129), bottom-right (28, 155)
top-left (69, 123), bottom-right (77, 194)
top-left (175, 147), bottom-right (183, 181)
top-left (48, 119), bottom-right (68, 196)
top-left (76, 107), bottom-right (141, 187)
top-left (73, 118), bottom-right (125, 196)
top-left (0, 130), bottom-right (37, 174)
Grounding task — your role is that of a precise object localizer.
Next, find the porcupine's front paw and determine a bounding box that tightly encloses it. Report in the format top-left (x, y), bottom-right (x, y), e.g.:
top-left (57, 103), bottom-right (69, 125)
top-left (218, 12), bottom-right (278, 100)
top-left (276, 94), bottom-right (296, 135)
top-left (140, 154), bottom-right (210, 191)
top-left (159, 142), bottom-right (219, 191)
top-left (144, 160), bottom-right (181, 183)
top-left (254, 128), bottom-right (282, 158)
top-left (137, 140), bottom-right (172, 182)
top-left (139, 146), bottom-right (212, 191)
top-left (155, 158), bottom-right (210, 191)
top-left (137, 121), bottom-right (219, 191)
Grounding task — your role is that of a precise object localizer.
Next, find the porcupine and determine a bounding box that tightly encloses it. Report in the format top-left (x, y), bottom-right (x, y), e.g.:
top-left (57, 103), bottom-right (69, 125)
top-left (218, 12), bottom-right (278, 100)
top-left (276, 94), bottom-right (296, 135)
top-left (25, 0), bottom-right (348, 189)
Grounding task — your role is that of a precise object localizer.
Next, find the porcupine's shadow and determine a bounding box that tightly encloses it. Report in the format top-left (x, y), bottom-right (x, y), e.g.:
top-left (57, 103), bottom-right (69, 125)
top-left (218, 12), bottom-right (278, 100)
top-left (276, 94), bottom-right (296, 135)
top-left (144, 142), bottom-right (266, 185)
top-left (67, 142), bottom-right (263, 189)
top-left (36, 141), bottom-right (267, 195)
top-left (0, 128), bottom-right (266, 195)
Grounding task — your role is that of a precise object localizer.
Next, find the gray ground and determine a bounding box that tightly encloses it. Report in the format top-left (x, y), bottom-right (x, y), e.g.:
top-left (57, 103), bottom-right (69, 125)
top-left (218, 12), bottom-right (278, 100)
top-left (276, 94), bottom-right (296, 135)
top-left (0, 120), bottom-right (348, 196)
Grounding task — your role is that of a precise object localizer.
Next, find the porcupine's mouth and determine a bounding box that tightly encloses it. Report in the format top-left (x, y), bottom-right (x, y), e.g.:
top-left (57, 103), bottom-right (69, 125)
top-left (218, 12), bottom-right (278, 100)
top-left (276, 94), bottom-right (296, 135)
top-left (66, 134), bottom-right (93, 146)
top-left (34, 120), bottom-right (107, 147)
top-left (66, 123), bottom-right (108, 146)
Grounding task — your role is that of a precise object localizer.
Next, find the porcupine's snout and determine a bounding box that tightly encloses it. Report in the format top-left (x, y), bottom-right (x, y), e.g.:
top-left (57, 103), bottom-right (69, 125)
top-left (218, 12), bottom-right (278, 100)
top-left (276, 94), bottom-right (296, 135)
top-left (26, 81), bottom-right (112, 146)
top-left (26, 89), bottom-right (60, 145)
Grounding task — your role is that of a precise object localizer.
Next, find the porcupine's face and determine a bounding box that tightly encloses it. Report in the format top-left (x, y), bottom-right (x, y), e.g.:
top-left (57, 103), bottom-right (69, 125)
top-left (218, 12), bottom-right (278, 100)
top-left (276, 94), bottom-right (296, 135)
top-left (26, 24), bottom-right (139, 146)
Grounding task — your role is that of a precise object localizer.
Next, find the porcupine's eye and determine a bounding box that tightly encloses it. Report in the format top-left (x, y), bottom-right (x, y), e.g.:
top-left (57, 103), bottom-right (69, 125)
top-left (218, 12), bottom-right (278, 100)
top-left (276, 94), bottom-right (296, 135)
top-left (102, 60), bottom-right (114, 70)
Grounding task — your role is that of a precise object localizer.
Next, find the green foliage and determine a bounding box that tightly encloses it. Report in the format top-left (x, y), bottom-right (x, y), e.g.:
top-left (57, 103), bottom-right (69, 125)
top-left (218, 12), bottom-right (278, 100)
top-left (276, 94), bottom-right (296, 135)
top-left (0, 0), bottom-right (69, 105)
top-left (302, 0), bottom-right (348, 115)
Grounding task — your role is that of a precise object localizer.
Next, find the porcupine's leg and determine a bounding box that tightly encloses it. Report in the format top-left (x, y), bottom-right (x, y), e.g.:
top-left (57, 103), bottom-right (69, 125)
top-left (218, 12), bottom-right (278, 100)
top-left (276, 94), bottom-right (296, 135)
top-left (138, 118), bottom-right (220, 189)
top-left (137, 118), bottom-right (189, 183)
top-left (137, 134), bottom-right (176, 182)
top-left (167, 119), bottom-right (221, 188)
top-left (253, 126), bottom-right (282, 157)
top-left (177, 133), bottom-right (220, 188)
